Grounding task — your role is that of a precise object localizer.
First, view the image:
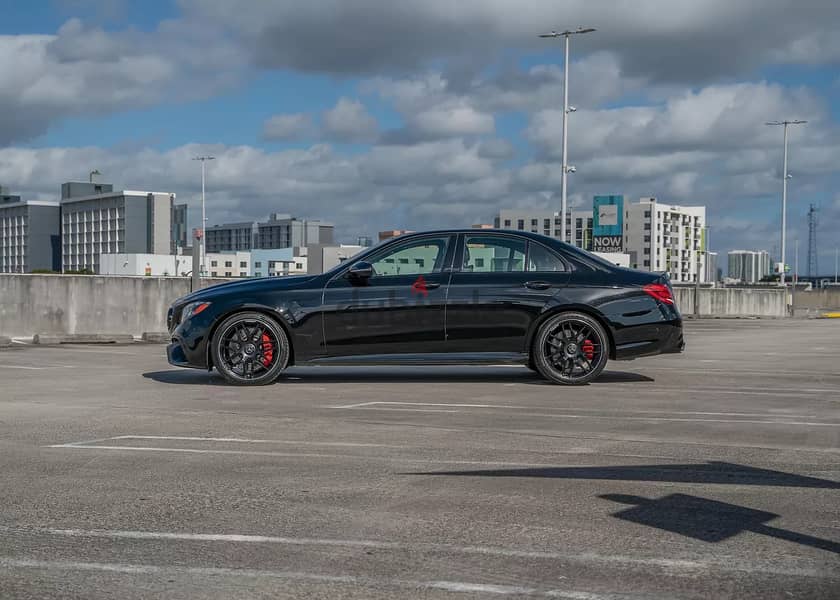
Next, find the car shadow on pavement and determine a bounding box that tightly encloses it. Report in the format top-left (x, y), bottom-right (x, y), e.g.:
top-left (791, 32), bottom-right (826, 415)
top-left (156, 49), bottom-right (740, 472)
top-left (600, 492), bottom-right (840, 554)
top-left (402, 461), bottom-right (840, 488)
top-left (142, 368), bottom-right (653, 385)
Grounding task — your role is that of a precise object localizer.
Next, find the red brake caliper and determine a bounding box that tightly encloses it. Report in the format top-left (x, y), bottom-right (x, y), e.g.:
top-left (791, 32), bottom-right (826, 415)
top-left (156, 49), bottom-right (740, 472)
top-left (582, 339), bottom-right (595, 361)
top-left (261, 333), bottom-right (274, 366)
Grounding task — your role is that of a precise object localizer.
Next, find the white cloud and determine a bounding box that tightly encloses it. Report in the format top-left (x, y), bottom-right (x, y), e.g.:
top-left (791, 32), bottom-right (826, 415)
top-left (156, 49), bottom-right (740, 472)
top-left (262, 113), bottom-right (314, 141)
top-left (321, 97), bottom-right (379, 143)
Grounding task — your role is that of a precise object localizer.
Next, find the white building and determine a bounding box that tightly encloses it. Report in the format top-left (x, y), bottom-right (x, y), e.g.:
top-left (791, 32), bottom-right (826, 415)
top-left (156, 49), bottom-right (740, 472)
top-left (494, 209), bottom-right (592, 249)
top-left (306, 244), bottom-right (364, 274)
top-left (207, 251), bottom-right (251, 278)
top-left (60, 182), bottom-right (174, 274)
top-left (99, 253), bottom-right (188, 276)
top-left (1, 190), bottom-right (60, 273)
top-left (251, 248), bottom-right (308, 277)
top-left (623, 197), bottom-right (706, 283)
top-left (728, 250), bottom-right (770, 284)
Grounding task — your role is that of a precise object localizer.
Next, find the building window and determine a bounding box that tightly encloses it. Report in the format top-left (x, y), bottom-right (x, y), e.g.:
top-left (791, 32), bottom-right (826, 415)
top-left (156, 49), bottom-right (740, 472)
top-left (225, 261), bottom-right (232, 267)
top-left (644, 223), bottom-right (651, 230)
top-left (255, 272), bottom-right (262, 277)
top-left (644, 235), bottom-right (651, 242)
top-left (531, 219), bottom-right (538, 227)
top-left (225, 271), bottom-right (232, 277)
top-left (211, 271), bottom-right (217, 277)
top-left (644, 260), bottom-right (650, 267)
top-left (644, 210), bottom-right (651, 218)
top-left (504, 219), bottom-right (511, 227)
top-left (240, 261), bottom-right (247, 268)
top-left (211, 260), bottom-right (217, 267)
top-left (255, 261), bottom-right (262, 268)
top-left (296, 262), bottom-right (303, 269)
top-left (644, 247), bottom-right (650, 255)
top-left (543, 218), bottom-right (550, 229)
top-left (475, 258), bottom-right (484, 268)
top-left (517, 219), bottom-right (525, 230)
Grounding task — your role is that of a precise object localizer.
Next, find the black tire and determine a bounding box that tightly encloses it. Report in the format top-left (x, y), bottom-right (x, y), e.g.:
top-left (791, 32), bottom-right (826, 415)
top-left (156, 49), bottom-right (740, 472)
top-left (532, 311), bottom-right (609, 385)
top-left (211, 312), bottom-right (290, 385)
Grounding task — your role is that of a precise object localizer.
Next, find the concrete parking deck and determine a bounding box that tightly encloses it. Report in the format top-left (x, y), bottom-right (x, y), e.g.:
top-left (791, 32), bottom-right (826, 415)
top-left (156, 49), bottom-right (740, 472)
top-left (1, 320), bottom-right (838, 599)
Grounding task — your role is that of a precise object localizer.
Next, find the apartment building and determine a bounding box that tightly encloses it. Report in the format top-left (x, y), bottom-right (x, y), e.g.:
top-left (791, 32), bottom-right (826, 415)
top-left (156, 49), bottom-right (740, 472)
top-left (207, 251), bottom-right (251, 278)
top-left (728, 250), bottom-right (771, 284)
top-left (0, 189), bottom-right (60, 273)
top-left (493, 209), bottom-right (593, 250)
top-left (623, 197), bottom-right (706, 283)
top-left (59, 182), bottom-right (174, 273)
top-left (206, 214), bottom-right (334, 252)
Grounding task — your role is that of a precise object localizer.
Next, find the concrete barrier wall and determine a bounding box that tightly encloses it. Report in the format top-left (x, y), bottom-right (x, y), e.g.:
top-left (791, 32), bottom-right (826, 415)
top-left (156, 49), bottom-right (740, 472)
top-left (0, 274), bottom-right (227, 338)
top-left (792, 289), bottom-right (840, 311)
top-left (672, 286), bottom-right (787, 317)
top-left (0, 275), bottom-right (791, 337)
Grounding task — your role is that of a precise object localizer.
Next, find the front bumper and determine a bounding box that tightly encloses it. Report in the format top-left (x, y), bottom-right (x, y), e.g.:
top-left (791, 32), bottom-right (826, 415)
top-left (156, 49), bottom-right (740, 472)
top-left (166, 308), bottom-right (215, 370)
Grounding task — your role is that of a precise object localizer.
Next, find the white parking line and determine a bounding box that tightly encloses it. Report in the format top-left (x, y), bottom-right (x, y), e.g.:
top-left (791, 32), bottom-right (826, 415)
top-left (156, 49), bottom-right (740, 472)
top-left (107, 435), bottom-right (399, 448)
top-left (0, 527), bottom-right (831, 578)
top-left (335, 407), bottom-right (838, 427)
top-left (329, 401), bottom-right (824, 420)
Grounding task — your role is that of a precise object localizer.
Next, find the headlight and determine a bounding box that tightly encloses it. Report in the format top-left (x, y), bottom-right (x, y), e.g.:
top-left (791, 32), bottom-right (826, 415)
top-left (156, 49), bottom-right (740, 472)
top-left (182, 301), bottom-right (211, 320)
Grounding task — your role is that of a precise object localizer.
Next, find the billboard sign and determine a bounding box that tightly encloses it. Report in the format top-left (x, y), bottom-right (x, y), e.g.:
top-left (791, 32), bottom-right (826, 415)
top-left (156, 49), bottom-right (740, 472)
top-left (592, 195), bottom-right (624, 253)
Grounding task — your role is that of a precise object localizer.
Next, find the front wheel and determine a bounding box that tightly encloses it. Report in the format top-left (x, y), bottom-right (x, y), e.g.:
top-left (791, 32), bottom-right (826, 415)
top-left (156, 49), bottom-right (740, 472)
top-left (532, 312), bottom-right (609, 385)
top-left (211, 312), bottom-right (290, 385)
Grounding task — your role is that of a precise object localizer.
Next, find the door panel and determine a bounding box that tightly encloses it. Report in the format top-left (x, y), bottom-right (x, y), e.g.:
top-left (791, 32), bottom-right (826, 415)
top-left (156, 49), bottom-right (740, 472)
top-left (321, 235), bottom-right (454, 356)
top-left (445, 234), bottom-right (569, 353)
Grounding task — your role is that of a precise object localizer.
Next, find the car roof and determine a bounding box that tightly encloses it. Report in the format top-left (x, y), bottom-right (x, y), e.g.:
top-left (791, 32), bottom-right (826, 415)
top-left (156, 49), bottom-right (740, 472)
top-left (393, 228), bottom-right (554, 241)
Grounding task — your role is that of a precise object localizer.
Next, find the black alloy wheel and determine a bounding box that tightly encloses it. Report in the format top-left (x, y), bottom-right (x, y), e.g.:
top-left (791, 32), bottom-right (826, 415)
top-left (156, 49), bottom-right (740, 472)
top-left (211, 312), bottom-right (289, 385)
top-left (533, 311), bottom-right (609, 385)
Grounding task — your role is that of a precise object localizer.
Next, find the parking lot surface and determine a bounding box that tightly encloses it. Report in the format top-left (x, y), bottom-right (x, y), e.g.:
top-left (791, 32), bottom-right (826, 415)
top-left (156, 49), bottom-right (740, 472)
top-left (1, 320), bottom-right (838, 599)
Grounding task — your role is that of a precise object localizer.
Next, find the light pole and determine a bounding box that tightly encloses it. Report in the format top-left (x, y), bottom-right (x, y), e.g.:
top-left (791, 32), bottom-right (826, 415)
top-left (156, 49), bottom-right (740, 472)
top-left (835, 247), bottom-right (838, 284)
top-left (539, 27), bottom-right (595, 243)
top-left (192, 156), bottom-right (215, 276)
top-left (765, 120), bottom-right (806, 287)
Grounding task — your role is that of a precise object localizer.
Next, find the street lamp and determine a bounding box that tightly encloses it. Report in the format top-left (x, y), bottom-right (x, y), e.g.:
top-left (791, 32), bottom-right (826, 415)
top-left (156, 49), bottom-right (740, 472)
top-left (765, 120), bottom-right (806, 287)
top-left (192, 156), bottom-right (215, 276)
top-left (539, 27), bottom-right (596, 243)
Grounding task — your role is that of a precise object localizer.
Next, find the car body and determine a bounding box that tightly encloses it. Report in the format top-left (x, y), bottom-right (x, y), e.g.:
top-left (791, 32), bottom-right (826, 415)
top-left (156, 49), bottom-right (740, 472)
top-left (166, 229), bottom-right (683, 385)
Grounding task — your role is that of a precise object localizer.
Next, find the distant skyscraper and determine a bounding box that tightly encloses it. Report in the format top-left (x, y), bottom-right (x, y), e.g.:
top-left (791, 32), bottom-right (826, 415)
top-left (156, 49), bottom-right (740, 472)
top-left (172, 203), bottom-right (189, 252)
top-left (727, 250), bottom-right (770, 283)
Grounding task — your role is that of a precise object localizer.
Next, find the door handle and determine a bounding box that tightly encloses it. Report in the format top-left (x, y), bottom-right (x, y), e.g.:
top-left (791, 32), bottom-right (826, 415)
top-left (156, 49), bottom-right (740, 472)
top-left (424, 282), bottom-right (441, 290)
top-left (524, 281), bottom-right (552, 290)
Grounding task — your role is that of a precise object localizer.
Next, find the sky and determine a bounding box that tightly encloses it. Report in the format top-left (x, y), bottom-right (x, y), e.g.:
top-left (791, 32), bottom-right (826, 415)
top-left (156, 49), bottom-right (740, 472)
top-left (1, 0), bottom-right (839, 273)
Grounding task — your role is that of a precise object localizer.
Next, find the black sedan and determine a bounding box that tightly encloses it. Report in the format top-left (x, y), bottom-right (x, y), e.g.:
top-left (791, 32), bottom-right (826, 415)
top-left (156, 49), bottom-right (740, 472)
top-left (166, 229), bottom-right (683, 385)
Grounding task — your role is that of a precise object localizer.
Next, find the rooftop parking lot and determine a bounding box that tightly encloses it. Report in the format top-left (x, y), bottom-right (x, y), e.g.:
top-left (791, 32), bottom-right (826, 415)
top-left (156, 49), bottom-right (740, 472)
top-left (1, 320), bottom-right (838, 599)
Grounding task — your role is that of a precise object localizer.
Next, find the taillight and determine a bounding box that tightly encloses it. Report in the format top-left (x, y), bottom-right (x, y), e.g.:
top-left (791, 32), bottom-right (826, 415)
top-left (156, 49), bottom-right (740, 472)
top-left (643, 283), bottom-right (674, 305)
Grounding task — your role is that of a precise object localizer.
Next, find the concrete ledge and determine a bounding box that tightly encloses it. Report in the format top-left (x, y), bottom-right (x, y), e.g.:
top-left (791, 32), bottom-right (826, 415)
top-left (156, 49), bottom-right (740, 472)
top-left (33, 333), bottom-right (135, 345)
top-left (141, 332), bottom-right (171, 344)
top-left (0, 335), bottom-right (11, 347)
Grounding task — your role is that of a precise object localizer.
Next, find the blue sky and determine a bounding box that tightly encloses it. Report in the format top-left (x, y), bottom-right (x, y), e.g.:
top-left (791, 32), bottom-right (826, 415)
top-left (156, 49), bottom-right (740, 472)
top-left (2, 0), bottom-right (839, 273)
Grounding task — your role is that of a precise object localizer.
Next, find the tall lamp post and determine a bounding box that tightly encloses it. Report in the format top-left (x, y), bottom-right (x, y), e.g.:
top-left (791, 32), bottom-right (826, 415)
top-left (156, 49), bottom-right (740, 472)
top-left (539, 27), bottom-right (595, 243)
top-left (765, 120), bottom-right (806, 287)
top-left (192, 156), bottom-right (215, 276)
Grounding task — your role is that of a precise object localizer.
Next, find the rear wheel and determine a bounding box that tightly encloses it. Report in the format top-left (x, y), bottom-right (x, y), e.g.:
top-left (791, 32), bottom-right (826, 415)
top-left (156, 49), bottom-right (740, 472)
top-left (533, 312), bottom-right (609, 385)
top-left (211, 312), bottom-right (289, 385)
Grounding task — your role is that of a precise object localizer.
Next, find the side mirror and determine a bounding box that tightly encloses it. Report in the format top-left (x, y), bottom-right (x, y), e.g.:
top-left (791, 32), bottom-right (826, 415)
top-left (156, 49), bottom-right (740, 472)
top-left (347, 261), bottom-right (374, 281)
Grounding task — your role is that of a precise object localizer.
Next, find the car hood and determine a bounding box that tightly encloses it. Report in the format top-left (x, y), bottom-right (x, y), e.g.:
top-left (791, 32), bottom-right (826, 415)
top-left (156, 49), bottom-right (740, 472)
top-left (174, 274), bottom-right (321, 305)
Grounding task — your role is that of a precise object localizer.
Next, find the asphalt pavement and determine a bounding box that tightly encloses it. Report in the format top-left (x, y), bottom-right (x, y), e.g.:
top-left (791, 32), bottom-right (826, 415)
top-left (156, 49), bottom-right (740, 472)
top-left (0, 319), bottom-right (838, 599)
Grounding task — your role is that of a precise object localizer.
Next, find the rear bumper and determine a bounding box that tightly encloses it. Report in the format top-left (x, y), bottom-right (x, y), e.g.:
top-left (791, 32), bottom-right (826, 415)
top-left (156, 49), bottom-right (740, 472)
top-left (614, 319), bottom-right (684, 360)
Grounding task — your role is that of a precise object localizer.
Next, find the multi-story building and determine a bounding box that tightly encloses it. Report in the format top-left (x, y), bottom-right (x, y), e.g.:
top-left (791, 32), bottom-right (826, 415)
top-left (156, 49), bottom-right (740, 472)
top-left (0, 190), bottom-right (61, 273)
top-left (171, 203), bottom-right (189, 253)
top-left (356, 236), bottom-right (374, 247)
top-left (728, 250), bottom-right (770, 284)
top-left (60, 182), bottom-right (174, 273)
top-left (207, 251), bottom-right (251, 278)
top-left (306, 244), bottom-right (364, 274)
top-left (206, 215), bottom-right (334, 252)
top-left (251, 248), bottom-right (308, 277)
top-left (257, 214), bottom-right (333, 249)
top-left (493, 209), bottom-right (592, 250)
top-left (623, 197), bottom-right (706, 283)
top-left (705, 252), bottom-right (719, 283)
top-left (205, 222), bottom-right (257, 253)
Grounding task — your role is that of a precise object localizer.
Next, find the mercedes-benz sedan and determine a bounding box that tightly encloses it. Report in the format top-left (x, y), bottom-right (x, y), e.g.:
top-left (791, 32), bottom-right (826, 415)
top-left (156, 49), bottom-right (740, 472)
top-left (166, 229), bottom-right (683, 385)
